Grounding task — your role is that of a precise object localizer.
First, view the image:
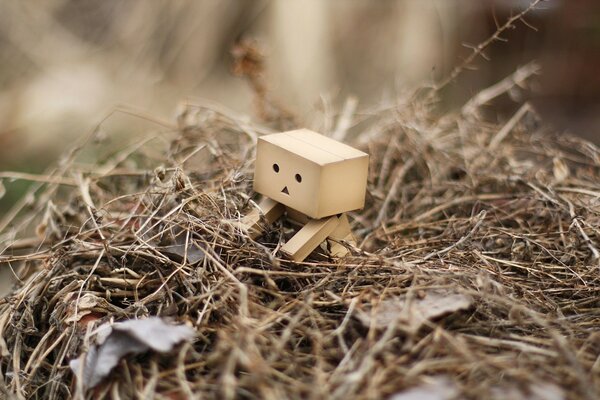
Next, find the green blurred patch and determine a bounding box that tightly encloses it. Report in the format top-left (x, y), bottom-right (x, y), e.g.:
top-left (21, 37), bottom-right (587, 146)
top-left (0, 154), bottom-right (54, 218)
top-left (0, 178), bottom-right (33, 215)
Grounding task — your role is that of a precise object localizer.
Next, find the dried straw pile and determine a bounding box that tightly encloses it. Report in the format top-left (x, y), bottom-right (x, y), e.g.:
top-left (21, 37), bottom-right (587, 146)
top-left (1, 70), bottom-right (600, 399)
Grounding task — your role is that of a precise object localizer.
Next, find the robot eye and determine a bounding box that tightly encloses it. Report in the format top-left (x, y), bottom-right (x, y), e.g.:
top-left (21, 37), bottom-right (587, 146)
top-left (273, 163), bottom-right (280, 173)
top-left (295, 173), bottom-right (302, 183)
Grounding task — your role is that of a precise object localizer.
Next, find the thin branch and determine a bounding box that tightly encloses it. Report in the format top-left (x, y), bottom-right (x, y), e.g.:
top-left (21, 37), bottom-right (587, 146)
top-left (434, 0), bottom-right (543, 91)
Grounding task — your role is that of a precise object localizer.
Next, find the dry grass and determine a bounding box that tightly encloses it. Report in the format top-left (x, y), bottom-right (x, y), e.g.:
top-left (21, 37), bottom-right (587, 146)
top-left (0, 62), bottom-right (599, 399)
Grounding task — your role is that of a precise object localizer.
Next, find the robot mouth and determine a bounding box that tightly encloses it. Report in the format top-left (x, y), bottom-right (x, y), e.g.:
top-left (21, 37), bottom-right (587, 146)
top-left (281, 186), bottom-right (290, 195)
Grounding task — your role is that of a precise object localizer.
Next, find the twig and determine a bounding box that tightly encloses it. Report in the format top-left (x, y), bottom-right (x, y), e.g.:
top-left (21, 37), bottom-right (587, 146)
top-left (0, 172), bottom-right (77, 186)
top-left (570, 218), bottom-right (600, 260)
top-left (1, 237), bottom-right (44, 253)
top-left (332, 96), bottom-right (358, 142)
top-left (423, 210), bottom-right (486, 260)
top-left (434, 0), bottom-right (543, 91)
top-left (412, 194), bottom-right (509, 223)
top-left (462, 62), bottom-right (540, 116)
top-left (374, 158), bottom-right (415, 228)
top-left (488, 102), bottom-right (532, 150)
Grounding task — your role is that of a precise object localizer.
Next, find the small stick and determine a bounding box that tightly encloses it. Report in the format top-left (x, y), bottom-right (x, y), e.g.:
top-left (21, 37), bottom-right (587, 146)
top-left (376, 135), bottom-right (399, 193)
top-left (1, 237), bottom-right (44, 252)
top-left (488, 102), bottom-right (532, 150)
top-left (332, 96), bottom-right (358, 142)
top-left (0, 172), bottom-right (77, 186)
top-left (462, 62), bottom-right (540, 116)
top-left (570, 218), bottom-right (600, 260)
top-left (434, 0), bottom-right (543, 92)
top-left (374, 158), bottom-right (415, 228)
top-left (423, 210), bottom-right (486, 261)
top-left (412, 194), bottom-right (507, 223)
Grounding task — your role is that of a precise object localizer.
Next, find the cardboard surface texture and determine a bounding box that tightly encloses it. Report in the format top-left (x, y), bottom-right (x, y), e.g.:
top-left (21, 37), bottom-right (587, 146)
top-left (254, 129), bottom-right (369, 219)
top-left (242, 197), bottom-right (285, 240)
top-left (246, 129), bottom-right (368, 262)
top-left (281, 215), bottom-right (341, 261)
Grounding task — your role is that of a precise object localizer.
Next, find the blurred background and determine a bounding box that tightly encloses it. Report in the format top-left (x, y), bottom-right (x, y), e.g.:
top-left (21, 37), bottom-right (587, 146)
top-left (0, 0), bottom-right (599, 212)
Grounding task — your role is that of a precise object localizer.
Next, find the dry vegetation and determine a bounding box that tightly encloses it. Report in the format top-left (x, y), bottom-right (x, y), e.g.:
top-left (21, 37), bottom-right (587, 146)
top-left (0, 61), bottom-right (599, 399)
top-left (1, 4), bottom-right (600, 398)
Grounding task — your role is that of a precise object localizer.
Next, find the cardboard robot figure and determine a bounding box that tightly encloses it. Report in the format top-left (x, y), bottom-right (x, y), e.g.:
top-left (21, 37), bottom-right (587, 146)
top-left (242, 129), bottom-right (369, 262)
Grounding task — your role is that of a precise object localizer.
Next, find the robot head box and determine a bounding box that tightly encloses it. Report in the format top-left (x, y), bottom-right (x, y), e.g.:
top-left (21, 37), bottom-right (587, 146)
top-left (253, 129), bottom-right (369, 220)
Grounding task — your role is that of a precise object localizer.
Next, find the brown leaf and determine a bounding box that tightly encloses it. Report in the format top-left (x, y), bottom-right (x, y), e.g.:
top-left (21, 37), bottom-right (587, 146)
top-left (70, 317), bottom-right (195, 389)
top-left (357, 289), bottom-right (473, 334)
top-left (145, 223), bottom-right (205, 264)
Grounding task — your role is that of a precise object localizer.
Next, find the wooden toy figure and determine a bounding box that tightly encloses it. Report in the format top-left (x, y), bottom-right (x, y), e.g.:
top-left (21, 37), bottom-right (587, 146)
top-left (242, 129), bottom-right (369, 262)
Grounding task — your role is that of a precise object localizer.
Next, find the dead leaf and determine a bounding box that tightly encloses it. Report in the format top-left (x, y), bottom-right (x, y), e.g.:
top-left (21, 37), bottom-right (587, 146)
top-left (357, 289), bottom-right (473, 334)
top-left (60, 292), bottom-right (117, 327)
top-left (70, 317), bottom-right (195, 389)
top-left (389, 376), bottom-right (460, 400)
top-left (0, 180), bottom-right (5, 199)
top-left (145, 223), bottom-right (205, 264)
top-left (64, 293), bottom-right (101, 324)
top-left (160, 239), bottom-right (205, 264)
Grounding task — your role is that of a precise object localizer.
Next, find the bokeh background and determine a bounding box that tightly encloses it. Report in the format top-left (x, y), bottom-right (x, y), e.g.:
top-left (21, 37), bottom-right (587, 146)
top-left (1, 0), bottom-right (599, 169)
top-left (1, 0), bottom-right (600, 291)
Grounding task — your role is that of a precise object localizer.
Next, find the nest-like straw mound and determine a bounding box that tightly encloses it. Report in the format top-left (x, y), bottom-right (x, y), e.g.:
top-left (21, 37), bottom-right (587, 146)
top-left (1, 74), bottom-right (600, 399)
